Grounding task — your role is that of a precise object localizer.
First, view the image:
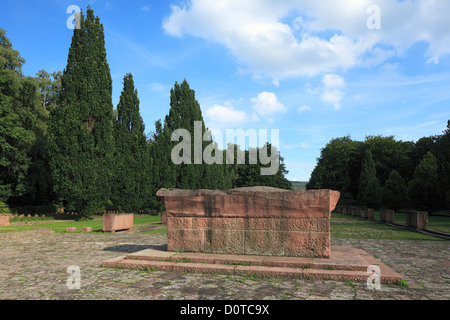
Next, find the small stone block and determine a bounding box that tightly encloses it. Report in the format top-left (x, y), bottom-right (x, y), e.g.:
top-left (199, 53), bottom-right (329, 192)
top-left (66, 227), bottom-right (77, 232)
top-left (82, 227), bottom-right (92, 233)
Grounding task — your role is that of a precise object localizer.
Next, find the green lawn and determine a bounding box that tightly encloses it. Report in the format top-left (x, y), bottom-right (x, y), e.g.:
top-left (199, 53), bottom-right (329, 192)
top-left (331, 212), bottom-right (447, 241)
top-left (2, 211), bottom-right (448, 241)
top-left (0, 214), bottom-right (162, 234)
top-left (367, 210), bottom-right (450, 234)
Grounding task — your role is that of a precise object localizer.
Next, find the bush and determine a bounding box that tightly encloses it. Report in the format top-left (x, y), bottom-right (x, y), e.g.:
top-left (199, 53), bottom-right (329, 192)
top-left (10, 204), bottom-right (58, 215)
top-left (382, 170), bottom-right (408, 211)
top-left (0, 201), bottom-right (11, 214)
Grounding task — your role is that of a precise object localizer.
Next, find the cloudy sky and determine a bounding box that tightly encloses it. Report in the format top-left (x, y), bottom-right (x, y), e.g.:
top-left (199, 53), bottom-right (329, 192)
top-left (2, 0), bottom-right (450, 181)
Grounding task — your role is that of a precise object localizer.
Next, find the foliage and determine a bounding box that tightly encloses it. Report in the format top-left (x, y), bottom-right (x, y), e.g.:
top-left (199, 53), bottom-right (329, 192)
top-left (308, 128), bottom-right (450, 211)
top-left (0, 201), bottom-right (11, 214)
top-left (358, 149), bottom-right (382, 208)
top-left (47, 7), bottom-right (114, 217)
top-left (408, 152), bottom-right (439, 212)
top-left (382, 170), bottom-right (408, 211)
top-left (111, 74), bottom-right (150, 212)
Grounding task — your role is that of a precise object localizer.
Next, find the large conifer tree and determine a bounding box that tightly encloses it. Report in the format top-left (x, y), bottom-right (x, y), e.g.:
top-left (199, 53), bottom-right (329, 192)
top-left (111, 73), bottom-right (149, 212)
top-left (358, 149), bottom-right (382, 208)
top-left (408, 152), bottom-right (439, 212)
top-left (47, 7), bottom-right (114, 216)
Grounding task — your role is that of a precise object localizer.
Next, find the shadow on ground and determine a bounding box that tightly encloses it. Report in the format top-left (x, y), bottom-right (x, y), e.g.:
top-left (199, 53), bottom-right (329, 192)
top-left (103, 244), bottom-right (167, 253)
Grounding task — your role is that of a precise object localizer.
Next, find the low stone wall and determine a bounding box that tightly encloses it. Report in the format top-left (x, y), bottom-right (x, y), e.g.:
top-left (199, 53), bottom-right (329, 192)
top-left (157, 187), bottom-right (340, 259)
top-left (103, 213), bottom-right (134, 232)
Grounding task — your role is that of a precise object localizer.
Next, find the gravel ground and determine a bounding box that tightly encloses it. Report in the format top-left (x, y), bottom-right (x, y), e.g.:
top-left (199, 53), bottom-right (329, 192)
top-left (0, 230), bottom-right (448, 301)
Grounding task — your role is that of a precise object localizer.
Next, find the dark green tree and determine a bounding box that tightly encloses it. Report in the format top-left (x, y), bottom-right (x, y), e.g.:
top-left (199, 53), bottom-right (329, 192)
top-left (382, 170), bottom-right (408, 211)
top-left (408, 152), bottom-right (439, 212)
top-left (358, 149), bottom-right (382, 208)
top-left (47, 7), bottom-right (114, 216)
top-left (34, 70), bottom-right (62, 111)
top-left (0, 28), bottom-right (33, 202)
top-left (111, 73), bottom-right (149, 212)
top-left (435, 121), bottom-right (450, 209)
top-left (232, 144), bottom-right (291, 189)
top-left (163, 79), bottom-right (232, 190)
top-left (307, 136), bottom-right (363, 201)
top-left (364, 135), bottom-right (413, 186)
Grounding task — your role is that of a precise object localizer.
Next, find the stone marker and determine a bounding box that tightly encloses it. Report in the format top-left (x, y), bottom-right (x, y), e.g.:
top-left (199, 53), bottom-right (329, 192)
top-left (66, 227), bottom-right (77, 232)
top-left (406, 211), bottom-right (428, 230)
top-left (0, 215), bottom-right (10, 227)
top-left (367, 208), bottom-right (374, 219)
top-left (157, 187), bottom-right (340, 259)
top-left (82, 227), bottom-right (92, 233)
top-left (103, 213), bottom-right (133, 232)
top-left (380, 209), bottom-right (394, 223)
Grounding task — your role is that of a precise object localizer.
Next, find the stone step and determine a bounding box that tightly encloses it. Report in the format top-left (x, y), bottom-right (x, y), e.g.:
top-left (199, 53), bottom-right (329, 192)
top-left (102, 246), bottom-right (403, 284)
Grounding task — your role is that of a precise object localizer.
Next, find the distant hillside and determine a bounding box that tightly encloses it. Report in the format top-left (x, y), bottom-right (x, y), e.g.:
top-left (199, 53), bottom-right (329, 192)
top-left (290, 181), bottom-right (308, 191)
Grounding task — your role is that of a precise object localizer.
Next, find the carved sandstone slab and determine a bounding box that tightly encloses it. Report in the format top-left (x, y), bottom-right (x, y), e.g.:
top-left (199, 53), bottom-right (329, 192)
top-left (103, 213), bottom-right (134, 233)
top-left (0, 215), bottom-right (10, 227)
top-left (157, 187), bottom-right (340, 258)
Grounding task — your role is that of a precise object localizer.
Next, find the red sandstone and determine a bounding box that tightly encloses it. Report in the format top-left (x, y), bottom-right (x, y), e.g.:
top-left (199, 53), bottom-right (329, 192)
top-left (157, 187), bottom-right (340, 258)
top-left (103, 213), bottom-right (134, 233)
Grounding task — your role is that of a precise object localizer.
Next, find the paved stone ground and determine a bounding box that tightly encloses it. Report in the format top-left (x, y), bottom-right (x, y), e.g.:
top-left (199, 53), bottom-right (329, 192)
top-left (0, 230), bottom-right (448, 300)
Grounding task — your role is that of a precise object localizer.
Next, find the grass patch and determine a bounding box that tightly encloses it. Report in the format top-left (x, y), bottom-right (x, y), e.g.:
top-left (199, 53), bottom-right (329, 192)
top-left (331, 213), bottom-right (444, 241)
top-left (0, 214), bottom-right (162, 234)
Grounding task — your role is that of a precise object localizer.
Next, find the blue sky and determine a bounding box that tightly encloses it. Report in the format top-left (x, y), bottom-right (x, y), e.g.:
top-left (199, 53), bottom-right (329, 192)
top-left (2, 0), bottom-right (450, 181)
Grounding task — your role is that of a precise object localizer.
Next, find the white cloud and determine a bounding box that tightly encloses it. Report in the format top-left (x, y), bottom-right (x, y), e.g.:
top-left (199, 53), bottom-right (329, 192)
top-left (297, 105), bottom-right (312, 114)
top-left (323, 74), bottom-right (346, 88)
top-left (251, 92), bottom-right (287, 116)
top-left (412, 121), bottom-right (440, 129)
top-left (205, 101), bottom-right (258, 125)
top-left (321, 74), bottom-right (346, 110)
top-left (162, 0), bottom-right (450, 81)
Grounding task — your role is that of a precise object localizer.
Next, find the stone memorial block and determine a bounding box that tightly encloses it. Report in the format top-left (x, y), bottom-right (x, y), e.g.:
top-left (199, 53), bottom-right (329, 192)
top-left (380, 209), bottom-right (394, 223)
top-left (103, 213), bottom-right (134, 232)
top-left (0, 215), bottom-right (10, 227)
top-left (406, 211), bottom-right (428, 230)
top-left (157, 187), bottom-right (340, 259)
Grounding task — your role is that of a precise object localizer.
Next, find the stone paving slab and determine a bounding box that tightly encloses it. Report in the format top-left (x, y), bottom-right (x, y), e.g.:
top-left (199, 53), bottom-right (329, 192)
top-left (104, 245), bottom-right (403, 283)
top-left (0, 231), bottom-right (449, 300)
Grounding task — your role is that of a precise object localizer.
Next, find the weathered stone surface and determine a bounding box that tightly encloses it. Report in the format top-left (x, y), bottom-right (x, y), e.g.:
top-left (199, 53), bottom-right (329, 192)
top-left (0, 215), bottom-right (10, 227)
top-left (161, 211), bottom-right (167, 225)
top-left (157, 187), bottom-right (340, 258)
top-left (380, 209), bottom-right (394, 224)
top-left (366, 208), bottom-right (374, 220)
top-left (66, 227), bottom-right (77, 233)
top-left (406, 211), bottom-right (428, 230)
top-left (103, 213), bottom-right (134, 232)
top-left (82, 227), bottom-right (92, 233)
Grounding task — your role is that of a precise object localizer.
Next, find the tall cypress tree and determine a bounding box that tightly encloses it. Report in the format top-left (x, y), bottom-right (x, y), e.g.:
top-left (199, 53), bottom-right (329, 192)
top-left (47, 7), bottom-right (114, 216)
top-left (382, 170), bottom-right (408, 211)
top-left (358, 149), bottom-right (382, 208)
top-left (408, 152), bottom-right (439, 212)
top-left (111, 73), bottom-right (149, 212)
top-left (164, 80), bottom-right (204, 189)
